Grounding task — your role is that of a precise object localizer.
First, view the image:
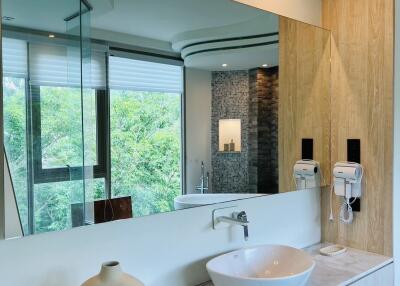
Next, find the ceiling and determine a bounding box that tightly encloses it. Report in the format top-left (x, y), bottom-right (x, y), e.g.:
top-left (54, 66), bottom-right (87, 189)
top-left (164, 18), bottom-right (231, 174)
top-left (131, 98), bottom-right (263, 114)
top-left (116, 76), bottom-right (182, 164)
top-left (3, 0), bottom-right (279, 70)
top-left (91, 0), bottom-right (269, 42)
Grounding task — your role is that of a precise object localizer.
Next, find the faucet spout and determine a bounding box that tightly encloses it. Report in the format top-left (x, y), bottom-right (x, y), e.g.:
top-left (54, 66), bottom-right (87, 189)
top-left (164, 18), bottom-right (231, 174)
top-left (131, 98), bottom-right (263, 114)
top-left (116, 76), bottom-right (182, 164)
top-left (243, 224), bottom-right (249, 241)
top-left (217, 211), bottom-right (249, 241)
top-left (195, 161), bottom-right (209, 194)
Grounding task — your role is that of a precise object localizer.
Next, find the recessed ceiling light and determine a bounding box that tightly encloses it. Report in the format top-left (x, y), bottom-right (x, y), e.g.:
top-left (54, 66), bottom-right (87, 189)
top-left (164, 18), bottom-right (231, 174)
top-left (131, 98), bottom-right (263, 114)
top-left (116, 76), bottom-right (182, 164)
top-left (222, 64), bottom-right (228, 67)
top-left (262, 64), bottom-right (268, 67)
top-left (48, 34), bottom-right (55, 38)
top-left (2, 16), bottom-right (15, 21)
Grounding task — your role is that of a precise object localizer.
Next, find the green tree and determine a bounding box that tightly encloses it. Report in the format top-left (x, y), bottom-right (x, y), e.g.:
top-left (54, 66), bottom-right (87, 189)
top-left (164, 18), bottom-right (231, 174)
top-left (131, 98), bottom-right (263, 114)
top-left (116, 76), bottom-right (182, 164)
top-left (4, 80), bottom-right (182, 234)
top-left (110, 90), bottom-right (181, 216)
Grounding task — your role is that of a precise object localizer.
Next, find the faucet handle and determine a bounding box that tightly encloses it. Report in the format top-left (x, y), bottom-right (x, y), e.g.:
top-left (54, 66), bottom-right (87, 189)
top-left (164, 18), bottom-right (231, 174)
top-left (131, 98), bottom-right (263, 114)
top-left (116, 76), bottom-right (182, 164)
top-left (233, 211), bottom-right (249, 241)
top-left (233, 211), bottom-right (249, 223)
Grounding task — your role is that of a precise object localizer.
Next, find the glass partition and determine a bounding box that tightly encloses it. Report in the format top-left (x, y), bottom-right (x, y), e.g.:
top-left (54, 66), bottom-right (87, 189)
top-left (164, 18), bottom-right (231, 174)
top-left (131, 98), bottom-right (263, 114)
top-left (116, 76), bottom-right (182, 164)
top-left (2, 0), bottom-right (90, 236)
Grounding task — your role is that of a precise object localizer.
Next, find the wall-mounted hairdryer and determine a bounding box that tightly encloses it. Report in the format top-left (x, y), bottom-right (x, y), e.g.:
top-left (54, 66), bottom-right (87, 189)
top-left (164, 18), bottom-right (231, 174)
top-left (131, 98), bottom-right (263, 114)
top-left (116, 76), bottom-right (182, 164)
top-left (330, 162), bottom-right (364, 224)
top-left (293, 160), bottom-right (320, 190)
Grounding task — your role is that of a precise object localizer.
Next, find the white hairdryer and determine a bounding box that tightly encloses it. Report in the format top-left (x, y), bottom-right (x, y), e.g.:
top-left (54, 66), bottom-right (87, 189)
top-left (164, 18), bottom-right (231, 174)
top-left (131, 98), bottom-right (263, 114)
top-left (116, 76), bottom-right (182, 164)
top-left (330, 162), bottom-right (364, 224)
top-left (293, 160), bottom-right (320, 190)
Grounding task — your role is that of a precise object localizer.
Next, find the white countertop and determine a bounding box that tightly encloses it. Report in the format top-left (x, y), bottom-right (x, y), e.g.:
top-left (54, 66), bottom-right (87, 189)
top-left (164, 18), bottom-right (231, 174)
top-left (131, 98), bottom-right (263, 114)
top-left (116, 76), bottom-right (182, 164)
top-left (199, 243), bottom-right (393, 286)
top-left (304, 243), bottom-right (393, 286)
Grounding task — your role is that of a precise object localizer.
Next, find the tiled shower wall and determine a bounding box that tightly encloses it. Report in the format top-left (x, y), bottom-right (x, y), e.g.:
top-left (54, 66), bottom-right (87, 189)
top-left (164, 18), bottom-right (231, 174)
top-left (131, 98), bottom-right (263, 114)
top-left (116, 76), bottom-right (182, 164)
top-left (249, 67), bottom-right (279, 194)
top-left (211, 71), bottom-right (249, 193)
top-left (211, 68), bottom-right (279, 193)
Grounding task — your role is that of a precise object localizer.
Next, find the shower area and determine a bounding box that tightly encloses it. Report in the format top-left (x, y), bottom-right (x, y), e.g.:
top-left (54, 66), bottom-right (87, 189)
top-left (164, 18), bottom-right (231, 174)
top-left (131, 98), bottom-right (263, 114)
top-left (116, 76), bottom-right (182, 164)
top-left (210, 67), bottom-right (279, 194)
top-left (3, 0), bottom-right (101, 237)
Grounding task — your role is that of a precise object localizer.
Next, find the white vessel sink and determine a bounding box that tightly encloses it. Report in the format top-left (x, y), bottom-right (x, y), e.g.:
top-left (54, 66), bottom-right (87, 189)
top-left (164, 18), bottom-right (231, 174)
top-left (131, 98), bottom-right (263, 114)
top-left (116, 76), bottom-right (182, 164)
top-left (207, 245), bottom-right (315, 286)
top-left (174, 193), bottom-right (264, 210)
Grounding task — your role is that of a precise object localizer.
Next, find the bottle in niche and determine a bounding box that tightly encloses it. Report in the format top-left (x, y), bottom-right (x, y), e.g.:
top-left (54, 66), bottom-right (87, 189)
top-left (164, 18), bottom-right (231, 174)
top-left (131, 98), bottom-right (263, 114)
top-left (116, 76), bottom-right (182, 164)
top-left (224, 143), bottom-right (229, 152)
top-left (229, 139), bottom-right (235, 152)
top-left (81, 261), bottom-right (144, 286)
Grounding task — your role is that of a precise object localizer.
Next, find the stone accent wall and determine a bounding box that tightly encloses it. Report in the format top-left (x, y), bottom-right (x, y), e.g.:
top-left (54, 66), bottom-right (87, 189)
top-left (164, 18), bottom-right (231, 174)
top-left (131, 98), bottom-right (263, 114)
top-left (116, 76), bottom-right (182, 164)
top-left (248, 70), bottom-right (259, 193)
top-left (248, 67), bottom-right (279, 194)
top-left (211, 68), bottom-right (279, 194)
top-left (211, 71), bottom-right (249, 193)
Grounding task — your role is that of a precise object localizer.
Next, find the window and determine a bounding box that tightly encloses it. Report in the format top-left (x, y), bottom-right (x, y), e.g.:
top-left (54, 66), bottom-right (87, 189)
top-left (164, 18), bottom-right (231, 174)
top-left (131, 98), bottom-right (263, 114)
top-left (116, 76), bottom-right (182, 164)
top-left (2, 37), bottom-right (108, 234)
top-left (3, 35), bottom-right (184, 234)
top-left (109, 55), bottom-right (183, 217)
top-left (31, 86), bottom-right (107, 183)
top-left (29, 43), bottom-right (107, 184)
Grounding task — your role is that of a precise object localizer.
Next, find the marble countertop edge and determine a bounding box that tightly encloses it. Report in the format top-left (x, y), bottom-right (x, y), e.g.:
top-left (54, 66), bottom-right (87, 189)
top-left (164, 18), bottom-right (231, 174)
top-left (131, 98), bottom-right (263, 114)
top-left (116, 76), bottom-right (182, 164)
top-left (337, 258), bottom-right (393, 286)
top-left (196, 243), bottom-right (393, 286)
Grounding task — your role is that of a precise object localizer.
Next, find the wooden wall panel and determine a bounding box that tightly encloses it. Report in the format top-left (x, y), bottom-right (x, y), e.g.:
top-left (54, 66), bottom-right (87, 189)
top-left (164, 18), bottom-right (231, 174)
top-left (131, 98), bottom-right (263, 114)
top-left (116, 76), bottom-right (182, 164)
top-left (278, 17), bottom-right (331, 193)
top-left (321, 0), bottom-right (393, 256)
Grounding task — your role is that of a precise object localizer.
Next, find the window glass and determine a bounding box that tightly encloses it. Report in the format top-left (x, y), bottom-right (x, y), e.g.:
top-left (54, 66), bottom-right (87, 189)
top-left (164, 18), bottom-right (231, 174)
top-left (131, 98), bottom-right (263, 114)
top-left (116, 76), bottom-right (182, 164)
top-left (3, 37), bottom-right (184, 235)
top-left (34, 178), bottom-right (106, 233)
top-left (34, 180), bottom-right (84, 233)
top-left (3, 77), bottom-right (29, 234)
top-left (110, 90), bottom-right (182, 217)
top-left (109, 56), bottom-right (183, 217)
top-left (39, 86), bottom-right (97, 168)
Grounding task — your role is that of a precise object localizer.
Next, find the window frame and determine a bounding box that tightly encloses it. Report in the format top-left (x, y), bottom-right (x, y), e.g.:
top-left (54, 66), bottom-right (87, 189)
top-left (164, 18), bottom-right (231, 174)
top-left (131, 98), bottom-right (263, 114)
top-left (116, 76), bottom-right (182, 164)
top-left (30, 86), bottom-right (108, 184)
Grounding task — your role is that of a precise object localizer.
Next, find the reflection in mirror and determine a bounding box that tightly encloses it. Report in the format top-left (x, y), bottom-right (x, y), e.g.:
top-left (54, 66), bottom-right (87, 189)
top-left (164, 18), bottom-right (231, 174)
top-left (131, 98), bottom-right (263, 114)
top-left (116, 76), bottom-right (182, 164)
top-left (2, 0), bottom-right (330, 237)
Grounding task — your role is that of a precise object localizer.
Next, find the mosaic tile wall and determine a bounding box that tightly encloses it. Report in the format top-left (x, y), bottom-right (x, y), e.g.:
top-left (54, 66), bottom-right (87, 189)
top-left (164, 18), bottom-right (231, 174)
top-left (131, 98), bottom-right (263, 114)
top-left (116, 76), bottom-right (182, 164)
top-left (249, 67), bottom-right (279, 194)
top-left (211, 68), bottom-right (279, 194)
top-left (211, 71), bottom-right (249, 193)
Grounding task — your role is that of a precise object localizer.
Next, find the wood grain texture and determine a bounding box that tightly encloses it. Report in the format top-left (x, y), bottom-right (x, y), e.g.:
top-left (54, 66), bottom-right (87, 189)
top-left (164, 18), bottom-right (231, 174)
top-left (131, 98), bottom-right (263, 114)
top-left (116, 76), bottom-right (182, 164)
top-left (321, 0), bottom-right (393, 256)
top-left (278, 17), bottom-right (331, 193)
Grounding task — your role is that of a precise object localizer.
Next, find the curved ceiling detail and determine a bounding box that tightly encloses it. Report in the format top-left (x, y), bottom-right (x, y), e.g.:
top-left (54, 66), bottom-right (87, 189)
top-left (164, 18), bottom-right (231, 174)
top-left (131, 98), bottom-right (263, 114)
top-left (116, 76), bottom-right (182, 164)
top-left (180, 32), bottom-right (278, 58)
top-left (182, 33), bottom-right (278, 71)
top-left (184, 42), bottom-right (279, 71)
top-left (172, 14), bottom-right (279, 71)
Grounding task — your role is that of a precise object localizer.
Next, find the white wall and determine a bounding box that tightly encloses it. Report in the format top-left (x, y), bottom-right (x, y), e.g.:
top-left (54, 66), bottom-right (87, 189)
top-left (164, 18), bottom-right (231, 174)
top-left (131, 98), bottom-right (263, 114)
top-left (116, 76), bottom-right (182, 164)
top-left (0, 189), bottom-right (321, 286)
top-left (185, 68), bottom-right (212, 194)
top-left (233, 0), bottom-right (322, 27)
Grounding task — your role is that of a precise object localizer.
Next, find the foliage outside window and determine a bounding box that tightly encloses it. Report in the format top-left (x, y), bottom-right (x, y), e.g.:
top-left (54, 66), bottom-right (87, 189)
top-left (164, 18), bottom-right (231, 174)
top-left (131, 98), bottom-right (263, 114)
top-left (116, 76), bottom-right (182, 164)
top-left (110, 90), bottom-right (181, 216)
top-left (2, 36), bottom-right (184, 235)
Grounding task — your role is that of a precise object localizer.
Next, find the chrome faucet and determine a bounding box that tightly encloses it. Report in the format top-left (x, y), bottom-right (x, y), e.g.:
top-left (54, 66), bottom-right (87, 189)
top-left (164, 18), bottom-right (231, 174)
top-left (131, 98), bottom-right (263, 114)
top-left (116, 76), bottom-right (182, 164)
top-left (217, 211), bottom-right (249, 241)
top-left (195, 161), bottom-right (209, 194)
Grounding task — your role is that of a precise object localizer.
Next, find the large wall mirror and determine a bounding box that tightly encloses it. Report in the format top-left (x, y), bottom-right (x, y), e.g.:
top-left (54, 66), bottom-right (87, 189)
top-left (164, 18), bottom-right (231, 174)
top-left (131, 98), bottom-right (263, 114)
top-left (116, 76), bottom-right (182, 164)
top-left (2, 0), bottom-right (331, 238)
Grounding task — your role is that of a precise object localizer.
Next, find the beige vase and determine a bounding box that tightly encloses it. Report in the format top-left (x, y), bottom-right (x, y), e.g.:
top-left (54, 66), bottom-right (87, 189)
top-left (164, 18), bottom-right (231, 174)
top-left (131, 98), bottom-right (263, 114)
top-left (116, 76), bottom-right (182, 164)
top-left (81, 261), bottom-right (145, 286)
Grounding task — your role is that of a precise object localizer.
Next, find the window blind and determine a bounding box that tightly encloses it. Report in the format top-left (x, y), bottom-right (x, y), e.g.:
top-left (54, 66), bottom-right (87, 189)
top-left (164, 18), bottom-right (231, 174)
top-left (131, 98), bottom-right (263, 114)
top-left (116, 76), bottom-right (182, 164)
top-left (29, 43), bottom-right (81, 88)
top-left (2, 38), bottom-right (28, 78)
top-left (29, 43), bottom-right (106, 89)
top-left (90, 51), bottom-right (107, 89)
top-left (109, 56), bottom-right (183, 93)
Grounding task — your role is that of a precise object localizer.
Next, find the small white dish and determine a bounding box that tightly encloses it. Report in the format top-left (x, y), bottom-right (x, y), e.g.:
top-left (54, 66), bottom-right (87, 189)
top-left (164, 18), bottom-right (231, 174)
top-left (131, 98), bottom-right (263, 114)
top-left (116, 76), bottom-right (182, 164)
top-left (319, 245), bottom-right (347, 257)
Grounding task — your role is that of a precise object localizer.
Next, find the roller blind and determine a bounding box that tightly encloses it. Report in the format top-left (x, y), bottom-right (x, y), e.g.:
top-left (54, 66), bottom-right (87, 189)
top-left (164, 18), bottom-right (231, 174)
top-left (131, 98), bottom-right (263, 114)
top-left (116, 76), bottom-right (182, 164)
top-left (109, 56), bottom-right (183, 93)
top-left (29, 43), bottom-right (106, 89)
top-left (29, 43), bottom-right (81, 87)
top-left (2, 38), bottom-right (27, 78)
top-left (90, 51), bottom-right (107, 89)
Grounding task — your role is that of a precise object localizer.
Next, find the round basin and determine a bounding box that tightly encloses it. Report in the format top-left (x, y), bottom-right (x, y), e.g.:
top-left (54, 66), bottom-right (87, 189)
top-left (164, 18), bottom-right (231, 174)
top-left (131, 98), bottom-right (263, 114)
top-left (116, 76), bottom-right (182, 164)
top-left (206, 245), bottom-right (315, 286)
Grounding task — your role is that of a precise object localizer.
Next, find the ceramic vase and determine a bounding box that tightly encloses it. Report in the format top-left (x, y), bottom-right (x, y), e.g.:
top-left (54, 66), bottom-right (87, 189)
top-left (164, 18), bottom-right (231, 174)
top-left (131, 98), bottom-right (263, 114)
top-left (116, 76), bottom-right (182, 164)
top-left (81, 261), bottom-right (144, 286)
